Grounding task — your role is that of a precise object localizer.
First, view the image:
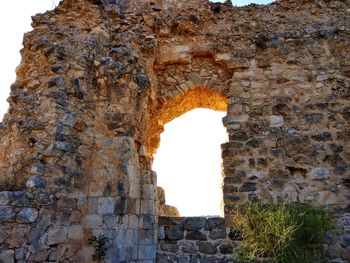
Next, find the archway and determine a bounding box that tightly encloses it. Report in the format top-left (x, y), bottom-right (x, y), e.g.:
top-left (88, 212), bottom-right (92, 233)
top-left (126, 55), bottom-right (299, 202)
top-left (147, 88), bottom-right (228, 157)
top-left (153, 108), bottom-right (227, 216)
top-left (147, 87), bottom-right (228, 217)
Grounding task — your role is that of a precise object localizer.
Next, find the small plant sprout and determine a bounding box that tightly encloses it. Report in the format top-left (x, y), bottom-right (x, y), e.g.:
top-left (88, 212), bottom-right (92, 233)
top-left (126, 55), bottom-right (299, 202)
top-left (89, 234), bottom-right (111, 261)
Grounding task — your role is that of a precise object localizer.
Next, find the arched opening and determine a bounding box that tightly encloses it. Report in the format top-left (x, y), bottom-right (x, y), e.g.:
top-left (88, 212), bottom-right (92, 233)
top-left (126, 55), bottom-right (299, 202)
top-left (148, 88), bottom-right (228, 217)
top-left (153, 108), bottom-right (227, 216)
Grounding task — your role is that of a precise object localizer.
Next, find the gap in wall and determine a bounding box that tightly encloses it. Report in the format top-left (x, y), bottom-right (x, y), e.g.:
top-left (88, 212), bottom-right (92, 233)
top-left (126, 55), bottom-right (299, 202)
top-left (152, 108), bottom-right (227, 217)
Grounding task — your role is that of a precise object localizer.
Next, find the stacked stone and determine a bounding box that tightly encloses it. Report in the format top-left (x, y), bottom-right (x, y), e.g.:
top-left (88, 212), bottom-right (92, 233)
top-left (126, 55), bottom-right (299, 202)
top-left (157, 187), bottom-right (180, 217)
top-left (0, 0), bottom-right (349, 261)
top-left (157, 217), bottom-right (236, 262)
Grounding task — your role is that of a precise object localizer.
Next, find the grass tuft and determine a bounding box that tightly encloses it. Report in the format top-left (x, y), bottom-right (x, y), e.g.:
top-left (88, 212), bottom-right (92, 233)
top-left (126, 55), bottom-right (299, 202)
top-left (232, 202), bottom-right (333, 263)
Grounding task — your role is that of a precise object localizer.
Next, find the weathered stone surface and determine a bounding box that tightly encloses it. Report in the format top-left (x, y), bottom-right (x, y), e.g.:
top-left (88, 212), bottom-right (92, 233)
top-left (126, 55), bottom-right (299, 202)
top-left (0, 192), bottom-right (28, 206)
top-left (68, 225), bottom-right (84, 240)
top-left (26, 176), bottom-right (46, 189)
top-left (160, 242), bottom-right (179, 253)
top-left (97, 197), bottom-right (115, 215)
top-left (184, 217), bottom-right (206, 231)
top-left (138, 245), bottom-right (157, 260)
top-left (15, 247), bottom-right (24, 261)
top-left (17, 208), bottom-right (38, 223)
top-left (158, 187), bottom-right (180, 217)
top-left (239, 183), bottom-right (257, 192)
top-left (0, 228), bottom-right (9, 244)
top-left (0, 250), bottom-right (14, 263)
top-left (308, 167), bottom-right (332, 180)
top-left (0, 0), bottom-right (349, 261)
top-left (342, 234), bottom-right (350, 248)
top-left (84, 214), bottom-right (103, 229)
top-left (206, 218), bottom-right (225, 230)
top-left (269, 115), bottom-right (284, 128)
top-left (29, 213), bottom-right (51, 251)
top-left (209, 229), bottom-right (226, 239)
top-left (165, 226), bottom-right (183, 241)
top-left (198, 241), bottom-right (217, 254)
top-left (185, 230), bottom-right (207, 241)
top-left (219, 243), bottom-right (233, 254)
top-left (47, 226), bottom-right (68, 245)
top-left (28, 249), bottom-right (49, 262)
top-left (181, 241), bottom-right (198, 254)
top-left (0, 206), bottom-right (15, 222)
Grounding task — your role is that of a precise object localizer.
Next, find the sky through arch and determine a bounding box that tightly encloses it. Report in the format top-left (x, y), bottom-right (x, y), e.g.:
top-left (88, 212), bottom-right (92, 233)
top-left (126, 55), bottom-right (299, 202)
top-left (152, 108), bottom-right (227, 216)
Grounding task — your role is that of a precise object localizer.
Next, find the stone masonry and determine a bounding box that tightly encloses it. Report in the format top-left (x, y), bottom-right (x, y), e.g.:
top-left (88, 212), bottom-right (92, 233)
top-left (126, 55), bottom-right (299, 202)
top-left (157, 217), bottom-right (237, 262)
top-left (0, 0), bottom-right (349, 262)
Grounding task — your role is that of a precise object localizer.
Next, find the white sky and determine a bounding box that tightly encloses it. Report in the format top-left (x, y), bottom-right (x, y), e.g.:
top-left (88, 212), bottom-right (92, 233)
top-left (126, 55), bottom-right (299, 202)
top-left (153, 109), bottom-right (227, 216)
top-left (0, 1), bottom-right (59, 120)
top-left (0, 0), bottom-right (273, 216)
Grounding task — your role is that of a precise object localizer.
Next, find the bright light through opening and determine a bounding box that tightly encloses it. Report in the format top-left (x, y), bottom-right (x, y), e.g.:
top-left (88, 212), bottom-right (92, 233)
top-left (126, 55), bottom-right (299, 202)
top-left (152, 108), bottom-right (227, 217)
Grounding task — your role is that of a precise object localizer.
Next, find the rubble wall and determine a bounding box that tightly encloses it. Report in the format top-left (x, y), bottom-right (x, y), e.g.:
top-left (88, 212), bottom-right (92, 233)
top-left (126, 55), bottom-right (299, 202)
top-left (0, 0), bottom-right (349, 262)
top-left (157, 217), bottom-right (236, 263)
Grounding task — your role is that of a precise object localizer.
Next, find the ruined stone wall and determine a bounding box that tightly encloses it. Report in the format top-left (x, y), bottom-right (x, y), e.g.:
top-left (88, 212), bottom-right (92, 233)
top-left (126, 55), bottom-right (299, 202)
top-left (157, 217), bottom-right (235, 262)
top-left (0, 0), bottom-right (349, 262)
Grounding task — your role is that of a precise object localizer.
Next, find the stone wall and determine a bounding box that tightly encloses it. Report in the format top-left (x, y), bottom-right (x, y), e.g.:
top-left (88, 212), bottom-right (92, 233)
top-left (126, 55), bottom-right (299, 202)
top-left (156, 215), bottom-right (350, 263)
top-left (0, 0), bottom-right (349, 262)
top-left (157, 217), bottom-right (236, 262)
top-left (157, 187), bottom-right (180, 217)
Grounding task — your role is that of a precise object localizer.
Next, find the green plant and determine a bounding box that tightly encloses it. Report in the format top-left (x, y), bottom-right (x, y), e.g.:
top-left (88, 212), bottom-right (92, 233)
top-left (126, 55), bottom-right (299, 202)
top-left (232, 202), bottom-right (333, 263)
top-left (89, 234), bottom-right (111, 261)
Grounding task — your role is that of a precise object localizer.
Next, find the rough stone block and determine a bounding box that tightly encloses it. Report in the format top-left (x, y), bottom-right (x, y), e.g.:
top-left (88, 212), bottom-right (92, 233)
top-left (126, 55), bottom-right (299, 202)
top-left (220, 243), bottom-right (234, 254)
top-left (139, 229), bottom-right (155, 245)
top-left (342, 234), bottom-right (350, 248)
top-left (88, 197), bottom-right (98, 214)
top-left (269, 115), bottom-right (284, 127)
top-left (223, 114), bottom-right (249, 124)
top-left (158, 226), bottom-right (165, 240)
top-left (209, 229), bottom-right (227, 239)
top-left (128, 214), bottom-right (139, 229)
top-left (17, 208), bottom-right (38, 223)
top-left (0, 206), bottom-right (15, 223)
top-left (141, 215), bottom-right (156, 230)
top-left (29, 213), bottom-right (52, 251)
top-left (49, 247), bottom-right (57, 261)
top-left (185, 230), bottom-right (207, 241)
top-left (47, 226), bottom-right (68, 245)
top-left (184, 217), bottom-right (206, 231)
top-left (160, 241), bottom-right (179, 252)
top-left (308, 167), bottom-right (331, 180)
top-left (104, 215), bottom-right (128, 230)
top-left (138, 245), bottom-right (157, 260)
top-left (129, 182), bottom-right (141, 198)
top-left (26, 176), bottom-right (46, 189)
top-left (68, 225), bottom-right (84, 240)
top-left (28, 249), bottom-right (50, 262)
top-left (0, 192), bottom-right (29, 206)
top-left (239, 182), bottom-right (257, 192)
top-left (166, 225), bottom-right (183, 240)
top-left (15, 247), bottom-right (25, 260)
top-left (84, 214), bottom-right (103, 229)
top-left (142, 185), bottom-right (155, 200)
top-left (206, 217), bottom-right (225, 230)
top-left (97, 197), bottom-right (115, 215)
top-left (181, 241), bottom-right (198, 254)
top-left (141, 200), bottom-right (155, 215)
top-left (125, 246), bottom-right (138, 261)
top-left (197, 241), bottom-right (217, 254)
top-left (0, 250), bottom-right (14, 263)
top-left (0, 228), bottom-right (9, 244)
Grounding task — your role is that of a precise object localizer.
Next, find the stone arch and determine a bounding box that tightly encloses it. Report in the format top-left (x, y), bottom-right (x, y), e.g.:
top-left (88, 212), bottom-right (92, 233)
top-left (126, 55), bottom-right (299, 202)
top-left (0, 0), bottom-right (349, 262)
top-left (147, 87), bottom-right (228, 157)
